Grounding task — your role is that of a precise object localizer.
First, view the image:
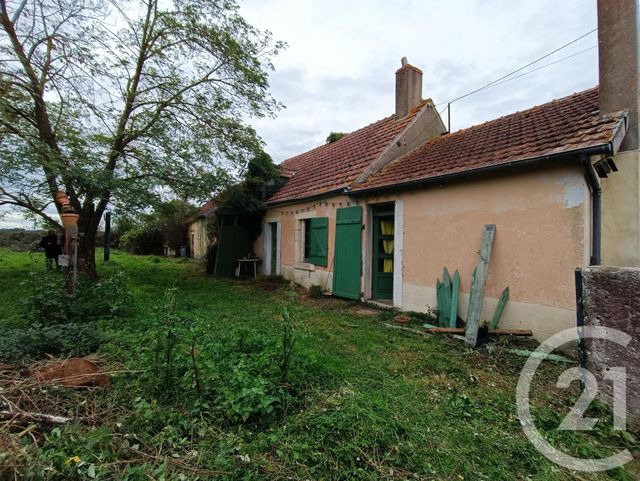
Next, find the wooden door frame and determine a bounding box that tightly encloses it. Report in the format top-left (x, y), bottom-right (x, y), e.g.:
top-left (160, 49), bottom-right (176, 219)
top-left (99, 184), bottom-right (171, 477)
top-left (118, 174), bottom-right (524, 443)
top-left (363, 200), bottom-right (404, 308)
top-left (263, 219), bottom-right (281, 275)
top-left (371, 205), bottom-right (395, 300)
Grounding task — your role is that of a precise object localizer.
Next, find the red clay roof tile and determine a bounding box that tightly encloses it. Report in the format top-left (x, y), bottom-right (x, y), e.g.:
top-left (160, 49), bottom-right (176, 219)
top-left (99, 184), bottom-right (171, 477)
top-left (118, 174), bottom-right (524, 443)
top-left (267, 101), bottom-right (428, 204)
top-left (353, 87), bottom-right (626, 191)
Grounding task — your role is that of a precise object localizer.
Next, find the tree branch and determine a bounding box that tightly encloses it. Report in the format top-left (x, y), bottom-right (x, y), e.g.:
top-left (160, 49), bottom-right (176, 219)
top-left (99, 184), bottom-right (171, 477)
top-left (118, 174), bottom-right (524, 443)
top-left (0, 187), bottom-right (62, 229)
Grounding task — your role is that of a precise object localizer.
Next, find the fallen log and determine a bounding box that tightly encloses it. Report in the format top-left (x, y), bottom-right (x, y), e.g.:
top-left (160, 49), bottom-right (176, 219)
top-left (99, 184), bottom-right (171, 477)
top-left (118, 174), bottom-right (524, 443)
top-left (0, 410), bottom-right (94, 426)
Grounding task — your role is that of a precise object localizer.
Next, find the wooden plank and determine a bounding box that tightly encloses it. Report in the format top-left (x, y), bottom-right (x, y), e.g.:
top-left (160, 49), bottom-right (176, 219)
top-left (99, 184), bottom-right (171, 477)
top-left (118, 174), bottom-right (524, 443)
top-left (465, 224), bottom-right (496, 346)
top-left (442, 267), bottom-right (452, 326)
top-left (489, 328), bottom-right (532, 336)
top-left (425, 327), bottom-right (464, 333)
top-left (489, 286), bottom-right (509, 329)
top-left (449, 270), bottom-right (460, 328)
top-left (424, 327), bottom-right (532, 336)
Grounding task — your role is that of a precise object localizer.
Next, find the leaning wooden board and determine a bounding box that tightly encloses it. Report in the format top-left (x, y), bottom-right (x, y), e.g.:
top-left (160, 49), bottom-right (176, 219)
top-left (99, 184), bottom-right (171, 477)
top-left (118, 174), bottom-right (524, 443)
top-left (465, 224), bottom-right (496, 346)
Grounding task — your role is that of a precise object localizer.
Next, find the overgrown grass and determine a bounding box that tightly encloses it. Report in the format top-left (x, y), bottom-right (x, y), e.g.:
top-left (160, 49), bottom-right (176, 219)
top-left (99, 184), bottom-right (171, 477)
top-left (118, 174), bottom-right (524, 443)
top-left (0, 248), bottom-right (637, 480)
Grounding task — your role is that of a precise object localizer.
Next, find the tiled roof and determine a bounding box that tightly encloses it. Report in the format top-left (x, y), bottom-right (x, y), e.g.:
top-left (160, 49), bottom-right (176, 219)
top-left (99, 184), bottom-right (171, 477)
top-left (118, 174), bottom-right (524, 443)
top-left (353, 87), bottom-right (627, 192)
top-left (267, 101), bottom-right (428, 204)
top-left (197, 200), bottom-right (217, 217)
top-left (187, 200), bottom-right (217, 224)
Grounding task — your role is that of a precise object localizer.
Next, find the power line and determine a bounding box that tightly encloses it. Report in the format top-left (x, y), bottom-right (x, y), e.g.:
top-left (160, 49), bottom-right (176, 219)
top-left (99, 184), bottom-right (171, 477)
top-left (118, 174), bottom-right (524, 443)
top-left (439, 27), bottom-right (598, 107)
top-left (483, 45), bottom-right (597, 90)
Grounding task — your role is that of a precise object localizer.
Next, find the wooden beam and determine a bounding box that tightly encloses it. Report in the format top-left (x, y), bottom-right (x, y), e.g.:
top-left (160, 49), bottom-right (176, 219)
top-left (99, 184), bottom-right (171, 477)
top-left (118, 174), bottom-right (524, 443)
top-left (424, 327), bottom-right (532, 336)
top-left (465, 224), bottom-right (496, 346)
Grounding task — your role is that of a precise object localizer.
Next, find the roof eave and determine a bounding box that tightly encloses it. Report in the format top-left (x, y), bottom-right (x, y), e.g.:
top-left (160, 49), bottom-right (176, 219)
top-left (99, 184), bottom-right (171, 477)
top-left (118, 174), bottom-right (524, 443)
top-left (347, 142), bottom-right (616, 197)
top-left (609, 111), bottom-right (630, 154)
top-left (265, 187), bottom-right (348, 208)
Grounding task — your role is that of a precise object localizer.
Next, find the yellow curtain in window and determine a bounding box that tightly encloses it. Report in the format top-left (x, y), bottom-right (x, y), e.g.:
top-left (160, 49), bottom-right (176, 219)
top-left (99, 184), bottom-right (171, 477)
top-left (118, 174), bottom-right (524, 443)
top-left (380, 220), bottom-right (394, 236)
top-left (380, 220), bottom-right (394, 273)
top-left (383, 258), bottom-right (394, 273)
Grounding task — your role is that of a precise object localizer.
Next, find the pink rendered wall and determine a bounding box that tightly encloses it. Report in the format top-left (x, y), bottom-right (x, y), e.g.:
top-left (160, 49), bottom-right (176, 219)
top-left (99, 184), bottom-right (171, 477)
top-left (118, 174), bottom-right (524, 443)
top-left (257, 164), bottom-right (590, 316)
top-left (395, 164), bottom-right (590, 310)
top-left (256, 194), bottom-right (354, 270)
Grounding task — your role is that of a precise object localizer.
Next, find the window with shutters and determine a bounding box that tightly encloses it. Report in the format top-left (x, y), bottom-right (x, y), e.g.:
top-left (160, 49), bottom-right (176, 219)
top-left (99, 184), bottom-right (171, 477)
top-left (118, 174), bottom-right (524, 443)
top-left (301, 217), bottom-right (328, 266)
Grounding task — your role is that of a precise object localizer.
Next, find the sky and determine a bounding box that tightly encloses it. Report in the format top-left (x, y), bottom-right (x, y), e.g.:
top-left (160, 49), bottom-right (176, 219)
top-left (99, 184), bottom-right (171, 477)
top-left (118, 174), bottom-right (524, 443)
top-left (240, 0), bottom-right (599, 162)
top-left (0, 0), bottom-right (600, 228)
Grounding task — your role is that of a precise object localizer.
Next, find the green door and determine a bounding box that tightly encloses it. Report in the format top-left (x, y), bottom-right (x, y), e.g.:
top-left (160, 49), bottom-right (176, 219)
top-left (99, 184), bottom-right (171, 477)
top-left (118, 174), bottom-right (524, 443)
top-left (269, 222), bottom-right (278, 274)
top-left (332, 206), bottom-right (362, 300)
top-left (372, 206), bottom-right (394, 300)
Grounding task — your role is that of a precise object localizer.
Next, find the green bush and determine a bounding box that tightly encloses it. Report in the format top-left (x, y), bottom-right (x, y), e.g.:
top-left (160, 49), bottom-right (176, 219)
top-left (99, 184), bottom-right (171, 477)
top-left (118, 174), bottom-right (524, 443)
top-left (20, 269), bottom-right (134, 326)
top-left (0, 323), bottom-right (102, 362)
top-left (20, 269), bottom-right (69, 325)
top-left (3, 268), bottom-right (134, 361)
top-left (136, 286), bottom-right (298, 424)
top-left (0, 228), bottom-right (45, 251)
top-left (120, 225), bottom-right (165, 255)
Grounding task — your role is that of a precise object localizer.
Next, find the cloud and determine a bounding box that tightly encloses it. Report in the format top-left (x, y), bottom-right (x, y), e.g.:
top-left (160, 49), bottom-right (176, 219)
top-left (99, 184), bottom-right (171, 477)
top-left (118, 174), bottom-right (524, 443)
top-left (2, 0), bottom-right (602, 226)
top-left (241, 0), bottom-right (599, 162)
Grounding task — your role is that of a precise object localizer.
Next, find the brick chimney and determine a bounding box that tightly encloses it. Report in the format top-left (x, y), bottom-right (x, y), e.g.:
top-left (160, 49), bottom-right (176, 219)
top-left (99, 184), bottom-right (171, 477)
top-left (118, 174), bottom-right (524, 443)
top-left (395, 57), bottom-right (423, 119)
top-left (598, 0), bottom-right (639, 151)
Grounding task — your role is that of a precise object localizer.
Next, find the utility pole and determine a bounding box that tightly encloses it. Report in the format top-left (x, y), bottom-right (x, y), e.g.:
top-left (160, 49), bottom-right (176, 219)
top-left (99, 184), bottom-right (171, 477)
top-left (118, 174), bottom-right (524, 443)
top-left (104, 211), bottom-right (111, 262)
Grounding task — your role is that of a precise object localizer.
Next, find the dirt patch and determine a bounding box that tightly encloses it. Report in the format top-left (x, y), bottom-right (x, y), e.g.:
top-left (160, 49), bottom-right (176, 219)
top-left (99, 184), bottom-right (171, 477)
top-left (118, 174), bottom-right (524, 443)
top-left (354, 308), bottom-right (378, 316)
top-left (32, 358), bottom-right (108, 387)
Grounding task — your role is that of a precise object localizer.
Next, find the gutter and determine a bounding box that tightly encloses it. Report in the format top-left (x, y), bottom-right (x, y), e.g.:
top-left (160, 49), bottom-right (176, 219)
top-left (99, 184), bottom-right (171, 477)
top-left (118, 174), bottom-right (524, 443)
top-left (581, 153), bottom-right (607, 266)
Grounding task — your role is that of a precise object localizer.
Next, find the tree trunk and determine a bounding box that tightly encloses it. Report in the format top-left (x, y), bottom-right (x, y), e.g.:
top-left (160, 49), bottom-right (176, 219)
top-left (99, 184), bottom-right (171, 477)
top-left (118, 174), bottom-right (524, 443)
top-left (78, 228), bottom-right (97, 278)
top-left (77, 215), bottom-right (98, 278)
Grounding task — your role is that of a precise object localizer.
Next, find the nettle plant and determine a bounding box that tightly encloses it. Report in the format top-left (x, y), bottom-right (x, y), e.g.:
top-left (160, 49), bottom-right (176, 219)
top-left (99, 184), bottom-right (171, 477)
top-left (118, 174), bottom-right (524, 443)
top-left (141, 284), bottom-right (299, 424)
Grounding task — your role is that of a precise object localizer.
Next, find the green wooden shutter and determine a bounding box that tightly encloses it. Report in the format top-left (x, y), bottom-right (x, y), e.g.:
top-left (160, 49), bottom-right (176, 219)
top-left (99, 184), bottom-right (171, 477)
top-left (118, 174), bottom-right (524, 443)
top-left (308, 217), bottom-right (328, 266)
top-left (332, 206), bottom-right (362, 299)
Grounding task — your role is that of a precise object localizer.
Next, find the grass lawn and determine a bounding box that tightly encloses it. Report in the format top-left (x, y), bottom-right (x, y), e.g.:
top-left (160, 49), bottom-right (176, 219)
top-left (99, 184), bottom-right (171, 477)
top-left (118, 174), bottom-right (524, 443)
top-left (0, 248), bottom-right (638, 480)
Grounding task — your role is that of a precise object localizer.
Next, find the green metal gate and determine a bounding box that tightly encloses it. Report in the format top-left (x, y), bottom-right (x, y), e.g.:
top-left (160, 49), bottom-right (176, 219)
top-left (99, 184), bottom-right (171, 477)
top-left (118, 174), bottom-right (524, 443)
top-left (332, 206), bottom-right (362, 300)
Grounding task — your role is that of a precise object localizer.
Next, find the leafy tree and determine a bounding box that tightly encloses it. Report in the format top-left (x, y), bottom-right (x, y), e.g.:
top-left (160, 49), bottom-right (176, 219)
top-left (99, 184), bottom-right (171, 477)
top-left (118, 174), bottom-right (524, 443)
top-left (326, 131), bottom-right (346, 143)
top-left (118, 199), bottom-right (195, 255)
top-left (155, 199), bottom-right (196, 253)
top-left (0, 0), bottom-right (284, 276)
top-left (216, 150), bottom-right (281, 243)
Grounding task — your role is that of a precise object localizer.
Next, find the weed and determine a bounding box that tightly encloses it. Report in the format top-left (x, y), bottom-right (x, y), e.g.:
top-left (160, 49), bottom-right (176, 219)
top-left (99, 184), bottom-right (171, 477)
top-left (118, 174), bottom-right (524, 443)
top-left (309, 284), bottom-right (323, 298)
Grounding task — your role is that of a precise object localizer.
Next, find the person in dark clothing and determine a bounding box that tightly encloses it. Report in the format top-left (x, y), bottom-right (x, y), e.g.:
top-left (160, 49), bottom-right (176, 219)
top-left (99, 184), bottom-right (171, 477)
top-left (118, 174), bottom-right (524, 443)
top-left (38, 229), bottom-right (62, 268)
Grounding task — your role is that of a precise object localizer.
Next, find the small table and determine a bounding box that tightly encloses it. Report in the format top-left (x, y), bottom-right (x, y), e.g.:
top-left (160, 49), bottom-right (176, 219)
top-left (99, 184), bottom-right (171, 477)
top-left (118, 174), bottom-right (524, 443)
top-left (235, 258), bottom-right (262, 279)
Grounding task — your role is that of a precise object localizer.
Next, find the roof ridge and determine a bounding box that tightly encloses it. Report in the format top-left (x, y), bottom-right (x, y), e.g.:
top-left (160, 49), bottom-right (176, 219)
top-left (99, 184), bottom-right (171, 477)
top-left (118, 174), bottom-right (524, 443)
top-left (278, 100), bottom-right (429, 168)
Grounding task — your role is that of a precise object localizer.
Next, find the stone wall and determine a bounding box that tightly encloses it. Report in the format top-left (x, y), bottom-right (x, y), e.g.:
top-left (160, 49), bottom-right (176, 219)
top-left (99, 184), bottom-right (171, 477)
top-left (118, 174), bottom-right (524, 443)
top-left (580, 266), bottom-right (640, 426)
